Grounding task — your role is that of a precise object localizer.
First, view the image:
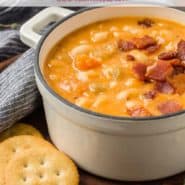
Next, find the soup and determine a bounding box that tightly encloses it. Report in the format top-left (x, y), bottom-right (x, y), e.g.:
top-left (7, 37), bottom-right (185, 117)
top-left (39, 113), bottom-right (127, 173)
top-left (43, 17), bottom-right (185, 117)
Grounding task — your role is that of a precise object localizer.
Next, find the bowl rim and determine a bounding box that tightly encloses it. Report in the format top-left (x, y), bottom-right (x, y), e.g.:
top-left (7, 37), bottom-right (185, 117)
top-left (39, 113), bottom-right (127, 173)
top-left (35, 6), bottom-right (185, 122)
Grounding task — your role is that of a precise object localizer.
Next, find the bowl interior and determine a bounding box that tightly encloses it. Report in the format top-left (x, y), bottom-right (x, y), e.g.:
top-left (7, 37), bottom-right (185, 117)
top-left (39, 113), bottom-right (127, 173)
top-left (37, 6), bottom-right (185, 123)
top-left (38, 6), bottom-right (185, 74)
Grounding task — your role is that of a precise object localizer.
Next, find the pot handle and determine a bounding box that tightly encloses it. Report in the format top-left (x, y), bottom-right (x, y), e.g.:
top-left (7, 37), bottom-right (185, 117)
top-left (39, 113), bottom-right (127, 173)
top-left (20, 7), bottom-right (74, 49)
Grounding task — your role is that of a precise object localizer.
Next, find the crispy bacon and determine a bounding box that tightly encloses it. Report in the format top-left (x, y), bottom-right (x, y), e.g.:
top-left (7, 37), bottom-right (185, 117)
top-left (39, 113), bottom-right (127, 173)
top-left (146, 44), bottom-right (160, 54)
top-left (143, 90), bottom-right (157, 99)
top-left (169, 74), bottom-right (185, 94)
top-left (138, 18), bottom-right (154, 28)
top-left (157, 100), bottom-right (182, 114)
top-left (169, 59), bottom-right (185, 75)
top-left (133, 63), bottom-right (147, 81)
top-left (155, 81), bottom-right (174, 94)
top-left (133, 35), bottom-right (157, 49)
top-left (126, 54), bottom-right (135, 61)
top-left (146, 60), bottom-right (173, 81)
top-left (177, 40), bottom-right (185, 61)
top-left (171, 59), bottom-right (185, 68)
top-left (127, 107), bottom-right (152, 117)
top-left (173, 66), bottom-right (185, 75)
top-left (118, 40), bottom-right (136, 52)
top-left (181, 60), bottom-right (185, 66)
top-left (158, 51), bottom-right (177, 60)
top-left (170, 58), bottom-right (182, 66)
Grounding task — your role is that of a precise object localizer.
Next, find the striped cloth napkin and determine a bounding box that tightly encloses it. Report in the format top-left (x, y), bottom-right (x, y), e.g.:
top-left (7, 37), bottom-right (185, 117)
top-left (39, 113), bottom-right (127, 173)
top-left (0, 7), bottom-right (80, 132)
top-left (0, 8), bottom-right (44, 132)
top-left (0, 33), bottom-right (40, 132)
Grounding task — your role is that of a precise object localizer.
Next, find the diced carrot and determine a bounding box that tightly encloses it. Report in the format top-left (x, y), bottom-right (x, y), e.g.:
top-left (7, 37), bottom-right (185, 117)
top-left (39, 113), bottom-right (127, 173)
top-left (75, 82), bottom-right (88, 95)
top-left (74, 54), bottom-right (101, 71)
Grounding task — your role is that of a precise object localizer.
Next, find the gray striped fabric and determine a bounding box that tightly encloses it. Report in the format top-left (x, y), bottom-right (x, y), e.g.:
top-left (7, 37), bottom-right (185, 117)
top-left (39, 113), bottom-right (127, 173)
top-left (0, 19), bottom-right (55, 132)
top-left (0, 30), bottom-right (28, 61)
top-left (0, 48), bottom-right (40, 132)
top-left (0, 7), bottom-right (74, 132)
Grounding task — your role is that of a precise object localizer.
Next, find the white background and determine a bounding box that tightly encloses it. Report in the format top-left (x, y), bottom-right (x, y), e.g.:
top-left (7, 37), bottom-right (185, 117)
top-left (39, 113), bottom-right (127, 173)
top-left (0, 0), bottom-right (184, 6)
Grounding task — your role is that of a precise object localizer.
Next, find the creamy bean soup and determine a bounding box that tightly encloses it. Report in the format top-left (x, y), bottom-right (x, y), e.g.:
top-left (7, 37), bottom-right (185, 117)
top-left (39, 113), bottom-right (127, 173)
top-left (44, 17), bottom-right (185, 117)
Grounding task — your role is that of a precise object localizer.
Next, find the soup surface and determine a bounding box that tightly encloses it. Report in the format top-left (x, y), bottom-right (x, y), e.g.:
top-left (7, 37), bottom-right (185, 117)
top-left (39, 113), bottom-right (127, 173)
top-left (44, 17), bottom-right (185, 117)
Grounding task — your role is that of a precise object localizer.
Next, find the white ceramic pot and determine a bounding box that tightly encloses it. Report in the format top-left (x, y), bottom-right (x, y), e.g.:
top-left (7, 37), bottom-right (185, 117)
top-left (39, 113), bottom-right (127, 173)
top-left (20, 6), bottom-right (185, 181)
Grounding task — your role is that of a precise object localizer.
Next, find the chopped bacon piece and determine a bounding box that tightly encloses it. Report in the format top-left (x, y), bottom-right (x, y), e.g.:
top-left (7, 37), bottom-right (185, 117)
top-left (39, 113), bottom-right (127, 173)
top-left (170, 58), bottom-right (182, 66)
top-left (118, 40), bottom-right (136, 52)
top-left (169, 74), bottom-right (185, 94)
top-left (173, 66), bottom-right (185, 75)
top-left (146, 44), bottom-right (160, 54)
top-left (146, 60), bottom-right (173, 81)
top-left (177, 40), bottom-right (185, 61)
top-left (157, 100), bottom-right (182, 114)
top-left (126, 54), bottom-right (135, 61)
top-left (138, 18), bottom-right (154, 28)
top-left (158, 51), bottom-right (177, 60)
top-left (171, 59), bottom-right (185, 69)
top-left (181, 60), bottom-right (185, 66)
top-left (143, 90), bottom-right (157, 99)
top-left (155, 81), bottom-right (174, 94)
top-left (133, 35), bottom-right (157, 49)
top-left (128, 107), bottom-right (152, 117)
top-left (169, 59), bottom-right (185, 75)
top-left (133, 63), bottom-right (147, 81)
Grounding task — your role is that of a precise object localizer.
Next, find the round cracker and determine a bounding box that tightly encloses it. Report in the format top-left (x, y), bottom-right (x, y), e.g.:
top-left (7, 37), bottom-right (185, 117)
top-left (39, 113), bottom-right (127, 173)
top-left (0, 135), bottom-right (56, 185)
top-left (5, 148), bottom-right (79, 185)
top-left (0, 123), bottom-right (42, 142)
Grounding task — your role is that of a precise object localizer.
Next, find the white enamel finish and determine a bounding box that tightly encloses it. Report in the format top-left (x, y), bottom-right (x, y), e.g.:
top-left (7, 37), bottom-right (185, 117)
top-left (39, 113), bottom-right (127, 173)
top-left (20, 7), bottom-right (74, 48)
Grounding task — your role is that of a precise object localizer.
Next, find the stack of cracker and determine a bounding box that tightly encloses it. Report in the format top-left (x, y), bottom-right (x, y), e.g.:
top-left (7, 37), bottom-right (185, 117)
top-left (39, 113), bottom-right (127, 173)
top-left (0, 123), bottom-right (79, 185)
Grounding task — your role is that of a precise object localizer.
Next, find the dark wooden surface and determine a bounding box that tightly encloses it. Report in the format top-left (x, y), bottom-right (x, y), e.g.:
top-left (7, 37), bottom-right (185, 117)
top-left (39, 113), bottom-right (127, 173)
top-left (22, 107), bottom-right (185, 185)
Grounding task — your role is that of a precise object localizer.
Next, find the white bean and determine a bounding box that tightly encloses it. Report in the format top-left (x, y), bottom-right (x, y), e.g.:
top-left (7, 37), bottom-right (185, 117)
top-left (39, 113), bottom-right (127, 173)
top-left (159, 30), bottom-right (173, 40)
top-left (120, 58), bottom-right (132, 68)
top-left (77, 70), bottom-right (98, 82)
top-left (117, 91), bottom-right (129, 100)
top-left (113, 31), bottom-right (122, 38)
top-left (70, 44), bottom-right (92, 58)
top-left (129, 50), bottom-right (148, 62)
top-left (59, 81), bottom-right (72, 92)
top-left (93, 95), bottom-right (107, 107)
top-left (117, 88), bottom-right (138, 100)
top-left (125, 100), bottom-right (141, 109)
top-left (75, 97), bottom-right (91, 107)
top-left (77, 72), bottom-right (89, 82)
top-left (124, 78), bottom-right (138, 87)
top-left (79, 40), bottom-right (89, 44)
top-left (110, 26), bottom-right (119, 32)
top-left (122, 26), bottom-right (141, 34)
top-left (156, 36), bottom-right (165, 44)
top-left (102, 66), bottom-right (122, 80)
top-left (109, 81), bottom-right (118, 88)
top-left (91, 32), bottom-right (109, 43)
top-left (49, 74), bottom-right (57, 80)
top-left (165, 42), bottom-right (176, 51)
top-left (89, 83), bottom-right (107, 93)
top-left (158, 23), bottom-right (165, 27)
top-left (90, 42), bottom-right (116, 60)
top-left (150, 31), bottom-right (158, 37)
